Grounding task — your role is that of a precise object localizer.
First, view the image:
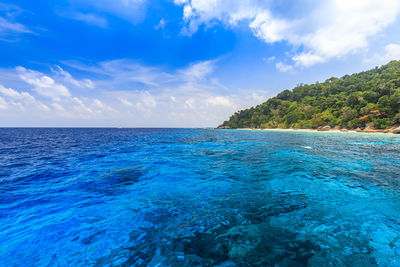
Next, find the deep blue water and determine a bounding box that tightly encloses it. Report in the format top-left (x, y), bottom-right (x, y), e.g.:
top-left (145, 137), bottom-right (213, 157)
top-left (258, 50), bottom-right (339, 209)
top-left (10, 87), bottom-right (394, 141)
top-left (1, 128), bottom-right (400, 266)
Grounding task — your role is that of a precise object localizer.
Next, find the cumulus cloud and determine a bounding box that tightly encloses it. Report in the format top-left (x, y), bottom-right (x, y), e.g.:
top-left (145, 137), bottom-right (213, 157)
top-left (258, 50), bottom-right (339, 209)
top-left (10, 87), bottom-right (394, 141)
top-left (78, 59), bottom-right (270, 126)
top-left (1, 65), bottom-right (116, 119)
top-left (368, 43), bottom-right (400, 64)
top-left (17, 67), bottom-right (71, 100)
top-left (175, 0), bottom-right (400, 67)
top-left (275, 62), bottom-right (293, 72)
top-left (0, 85), bottom-right (35, 102)
top-left (0, 59), bottom-right (270, 127)
top-left (206, 96), bottom-right (232, 107)
top-left (0, 84), bottom-right (50, 111)
top-left (384, 44), bottom-right (400, 59)
top-left (249, 11), bottom-right (288, 43)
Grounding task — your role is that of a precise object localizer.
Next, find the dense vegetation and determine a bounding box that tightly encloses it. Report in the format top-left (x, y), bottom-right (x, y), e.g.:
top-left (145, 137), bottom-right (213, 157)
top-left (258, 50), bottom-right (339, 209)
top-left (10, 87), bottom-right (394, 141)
top-left (220, 60), bottom-right (400, 129)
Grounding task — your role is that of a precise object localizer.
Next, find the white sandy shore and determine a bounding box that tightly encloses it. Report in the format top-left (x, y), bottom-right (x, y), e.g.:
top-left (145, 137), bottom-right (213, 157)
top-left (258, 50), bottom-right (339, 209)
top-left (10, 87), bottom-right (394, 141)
top-left (233, 128), bottom-right (400, 136)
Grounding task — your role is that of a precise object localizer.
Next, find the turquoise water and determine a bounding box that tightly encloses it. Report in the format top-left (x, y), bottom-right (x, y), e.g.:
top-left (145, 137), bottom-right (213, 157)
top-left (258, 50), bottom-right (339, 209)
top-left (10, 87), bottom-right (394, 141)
top-left (1, 128), bottom-right (400, 266)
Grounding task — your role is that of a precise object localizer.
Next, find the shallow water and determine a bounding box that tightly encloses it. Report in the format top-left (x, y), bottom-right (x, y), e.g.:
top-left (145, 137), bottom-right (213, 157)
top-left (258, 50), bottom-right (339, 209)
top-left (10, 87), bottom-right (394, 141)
top-left (1, 128), bottom-right (400, 266)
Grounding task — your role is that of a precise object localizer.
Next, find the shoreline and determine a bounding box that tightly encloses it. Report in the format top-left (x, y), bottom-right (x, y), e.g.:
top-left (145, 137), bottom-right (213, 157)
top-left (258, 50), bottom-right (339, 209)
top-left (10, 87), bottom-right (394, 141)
top-left (223, 128), bottom-right (400, 135)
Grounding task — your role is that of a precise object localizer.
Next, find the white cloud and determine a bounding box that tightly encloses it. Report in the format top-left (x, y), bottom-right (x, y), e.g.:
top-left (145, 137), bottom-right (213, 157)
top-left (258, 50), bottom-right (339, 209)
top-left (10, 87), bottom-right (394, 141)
top-left (118, 97), bottom-right (133, 107)
top-left (0, 3), bottom-right (34, 37)
top-left (0, 84), bottom-right (50, 112)
top-left (180, 60), bottom-right (214, 81)
top-left (174, 0), bottom-right (188, 4)
top-left (93, 98), bottom-right (115, 112)
top-left (52, 103), bottom-right (65, 112)
top-left (37, 102), bottom-right (51, 111)
top-left (0, 66), bottom-right (114, 120)
top-left (77, 58), bottom-right (269, 126)
top-left (73, 97), bottom-right (93, 114)
top-left (132, 91), bottom-right (157, 115)
top-left (384, 44), bottom-right (400, 60)
top-left (0, 85), bottom-right (35, 102)
top-left (65, 0), bottom-right (148, 24)
top-left (263, 56), bottom-right (275, 62)
top-left (275, 62), bottom-right (293, 72)
top-left (206, 96), bottom-right (232, 107)
top-left (17, 67), bottom-right (71, 100)
top-left (0, 16), bottom-right (31, 35)
top-left (184, 97), bottom-right (195, 109)
top-left (292, 53), bottom-right (324, 68)
top-left (249, 11), bottom-right (288, 43)
top-left (368, 43), bottom-right (400, 63)
top-left (175, 0), bottom-right (400, 67)
top-left (0, 59), bottom-right (271, 127)
top-left (71, 12), bottom-right (108, 27)
top-left (56, 9), bottom-right (108, 28)
top-left (93, 99), bottom-right (105, 108)
top-left (0, 66), bottom-right (115, 120)
top-left (53, 66), bottom-right (94, 89)
top-left (155, 18), bottom-right (166, 30)
top-left (63, 58), bottom-right (215, 88)
top-left (98, 59), bottom-right (173, 87)
top-left (0, 96), bottom-right (7, 110)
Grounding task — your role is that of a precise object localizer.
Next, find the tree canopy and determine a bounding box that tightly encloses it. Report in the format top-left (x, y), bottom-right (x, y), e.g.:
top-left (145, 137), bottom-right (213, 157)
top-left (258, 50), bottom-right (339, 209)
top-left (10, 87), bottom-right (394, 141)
top-left (220, 60), bottom-right (400, 130)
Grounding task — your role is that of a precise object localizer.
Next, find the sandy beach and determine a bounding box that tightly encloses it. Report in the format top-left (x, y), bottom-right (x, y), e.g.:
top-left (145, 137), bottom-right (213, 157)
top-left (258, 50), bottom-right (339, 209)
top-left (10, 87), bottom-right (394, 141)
top-left (232, 128), bottom-right (400, 135)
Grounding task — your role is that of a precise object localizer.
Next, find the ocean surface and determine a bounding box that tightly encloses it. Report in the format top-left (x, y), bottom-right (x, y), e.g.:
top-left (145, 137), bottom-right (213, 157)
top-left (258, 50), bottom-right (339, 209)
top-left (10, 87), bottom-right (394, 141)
top-left (1, 128), bottom-right (400, 266)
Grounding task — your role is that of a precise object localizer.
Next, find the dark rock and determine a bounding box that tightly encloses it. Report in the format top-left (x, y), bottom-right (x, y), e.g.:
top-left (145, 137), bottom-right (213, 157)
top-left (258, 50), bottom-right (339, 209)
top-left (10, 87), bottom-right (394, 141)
top-left (317, 126), bottom-right (331, 131)
top-left (217, 125), bottom-right (231, 129)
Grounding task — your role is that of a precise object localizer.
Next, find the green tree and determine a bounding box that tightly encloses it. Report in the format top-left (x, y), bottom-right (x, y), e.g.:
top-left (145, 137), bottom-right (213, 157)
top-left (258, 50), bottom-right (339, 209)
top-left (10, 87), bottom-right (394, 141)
top-left (219, 60), bottom-right (400, 130)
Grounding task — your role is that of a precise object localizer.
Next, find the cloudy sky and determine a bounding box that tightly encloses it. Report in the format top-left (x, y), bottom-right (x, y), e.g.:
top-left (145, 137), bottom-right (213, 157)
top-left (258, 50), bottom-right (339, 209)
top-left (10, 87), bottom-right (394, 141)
top-left (1, 0), bottom-right (400, 127)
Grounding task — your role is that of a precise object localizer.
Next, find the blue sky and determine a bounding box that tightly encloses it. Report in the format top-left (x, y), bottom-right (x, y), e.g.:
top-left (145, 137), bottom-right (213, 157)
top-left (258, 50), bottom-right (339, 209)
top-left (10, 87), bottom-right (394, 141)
top-left (1, 0), bottom-right (400, 127)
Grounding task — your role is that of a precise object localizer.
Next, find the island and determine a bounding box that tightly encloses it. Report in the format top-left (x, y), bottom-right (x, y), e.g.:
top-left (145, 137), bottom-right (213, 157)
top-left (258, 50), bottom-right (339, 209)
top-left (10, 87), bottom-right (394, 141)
top-left (219, 60), bottom-right (400, 134)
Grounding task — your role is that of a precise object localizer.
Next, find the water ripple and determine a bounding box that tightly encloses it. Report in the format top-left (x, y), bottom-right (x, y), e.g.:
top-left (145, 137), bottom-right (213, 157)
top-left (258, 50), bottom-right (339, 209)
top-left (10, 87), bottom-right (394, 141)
top-left (1, 128), bottom-right (400, 265)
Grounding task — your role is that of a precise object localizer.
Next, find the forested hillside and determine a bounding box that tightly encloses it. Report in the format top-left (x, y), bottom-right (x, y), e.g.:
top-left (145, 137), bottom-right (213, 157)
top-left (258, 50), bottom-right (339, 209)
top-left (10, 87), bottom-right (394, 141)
top-left (220, 60), bottom-right (400, 129)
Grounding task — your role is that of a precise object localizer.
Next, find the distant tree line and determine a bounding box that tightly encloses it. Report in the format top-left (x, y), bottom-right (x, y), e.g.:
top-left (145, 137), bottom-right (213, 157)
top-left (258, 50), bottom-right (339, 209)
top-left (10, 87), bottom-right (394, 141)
top-left (220, 60), bottom-right (400, 129)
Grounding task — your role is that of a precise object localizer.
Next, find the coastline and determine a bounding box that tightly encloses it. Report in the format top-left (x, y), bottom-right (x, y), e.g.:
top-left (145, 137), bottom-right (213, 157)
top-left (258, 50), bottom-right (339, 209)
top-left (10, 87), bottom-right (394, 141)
top-left (223, 128), bottom-right (400, 135)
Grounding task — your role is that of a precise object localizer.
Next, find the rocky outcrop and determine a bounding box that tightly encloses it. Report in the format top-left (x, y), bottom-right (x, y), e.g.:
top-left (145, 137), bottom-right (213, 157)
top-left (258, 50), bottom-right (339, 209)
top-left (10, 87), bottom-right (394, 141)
top-left (393, 126), bottom-right (400, 134)
top-left (363, 126), bottom-right (390, 133)
top-left (317, 125), bottom-right (331, 131)
top-left (217, 125), bottom-right (231, 129)
top-left (363, 126), bottom-right (375, 133)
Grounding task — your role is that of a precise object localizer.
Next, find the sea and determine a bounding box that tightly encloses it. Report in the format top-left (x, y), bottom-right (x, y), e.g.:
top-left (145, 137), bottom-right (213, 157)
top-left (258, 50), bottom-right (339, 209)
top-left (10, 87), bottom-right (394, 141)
top-left (1, 128), bottom-right (400, 266)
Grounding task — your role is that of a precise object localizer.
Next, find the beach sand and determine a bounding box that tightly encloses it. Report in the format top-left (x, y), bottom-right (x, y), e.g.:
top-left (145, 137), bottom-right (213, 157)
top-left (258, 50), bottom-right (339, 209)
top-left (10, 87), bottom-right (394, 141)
top-left (232, 128), bottom-right (400, 136)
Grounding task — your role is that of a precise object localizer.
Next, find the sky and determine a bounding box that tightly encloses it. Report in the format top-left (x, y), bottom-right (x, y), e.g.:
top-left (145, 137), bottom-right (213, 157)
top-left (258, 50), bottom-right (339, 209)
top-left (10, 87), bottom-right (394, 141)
top-left (1, 0), bottom-right (400, 127)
